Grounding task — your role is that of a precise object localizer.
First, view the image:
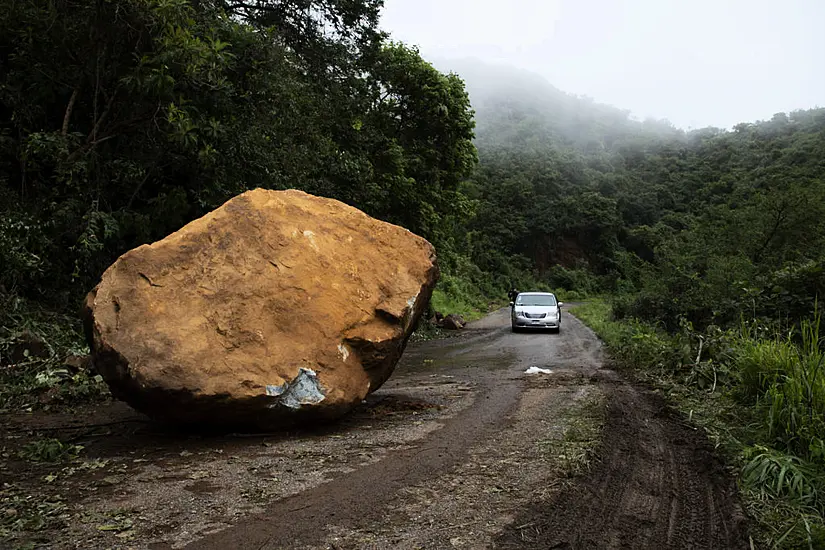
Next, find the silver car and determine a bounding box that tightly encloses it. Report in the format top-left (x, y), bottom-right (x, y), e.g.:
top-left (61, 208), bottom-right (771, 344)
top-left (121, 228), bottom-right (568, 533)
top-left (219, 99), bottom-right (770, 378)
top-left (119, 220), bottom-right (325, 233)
top-left (510, 292), bottom-right (563, 333)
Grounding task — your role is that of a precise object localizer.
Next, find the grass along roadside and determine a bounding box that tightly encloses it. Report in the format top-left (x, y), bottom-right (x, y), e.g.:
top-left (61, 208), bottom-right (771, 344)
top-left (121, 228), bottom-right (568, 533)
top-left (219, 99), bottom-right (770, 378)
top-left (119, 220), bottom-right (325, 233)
top-left (429, 286), bottom-right (501, 323)
top-left (571, 299), bottom-right (825, 550)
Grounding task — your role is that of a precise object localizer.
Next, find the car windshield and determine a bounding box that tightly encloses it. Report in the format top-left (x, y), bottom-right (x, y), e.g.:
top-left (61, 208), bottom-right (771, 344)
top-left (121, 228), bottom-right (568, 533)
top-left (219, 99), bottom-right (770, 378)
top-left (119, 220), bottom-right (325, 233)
top-left (516, 295), bottom-right (557, 306)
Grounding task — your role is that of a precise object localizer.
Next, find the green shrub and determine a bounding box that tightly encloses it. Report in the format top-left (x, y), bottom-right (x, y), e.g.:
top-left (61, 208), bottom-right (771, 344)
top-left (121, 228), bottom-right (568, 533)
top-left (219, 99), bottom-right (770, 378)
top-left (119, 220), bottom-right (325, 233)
top-left (0, 292), bottom-right (109, 412)
top-left (561, 289), bottom-right (583, 301)
top-left (0, 212), bottom-right (51, 292)
top-left (758, 260), bottom-right (825, 325)
top-left (547, 265), bottom-right (601, 296)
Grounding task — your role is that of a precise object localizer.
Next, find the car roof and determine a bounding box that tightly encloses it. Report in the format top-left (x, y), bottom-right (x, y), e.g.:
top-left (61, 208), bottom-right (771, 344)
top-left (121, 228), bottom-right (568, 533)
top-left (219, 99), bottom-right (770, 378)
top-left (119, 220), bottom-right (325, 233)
top-left (518, 291), bottom-right (555, 296)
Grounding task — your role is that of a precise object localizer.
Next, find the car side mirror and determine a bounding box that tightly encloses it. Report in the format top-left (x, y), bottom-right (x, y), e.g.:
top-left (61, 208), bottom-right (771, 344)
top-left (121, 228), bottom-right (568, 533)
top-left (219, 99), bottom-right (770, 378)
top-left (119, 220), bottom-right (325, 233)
top-left (509, 301), bottom-right (514, 307)
top-left (558, 302), bottom-right (564, 307)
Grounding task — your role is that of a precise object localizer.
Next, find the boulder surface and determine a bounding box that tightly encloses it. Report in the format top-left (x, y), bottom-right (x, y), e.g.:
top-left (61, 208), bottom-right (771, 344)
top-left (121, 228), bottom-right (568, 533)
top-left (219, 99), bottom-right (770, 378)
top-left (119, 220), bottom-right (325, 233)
top-left (82, 189), bottom-right (438, 429)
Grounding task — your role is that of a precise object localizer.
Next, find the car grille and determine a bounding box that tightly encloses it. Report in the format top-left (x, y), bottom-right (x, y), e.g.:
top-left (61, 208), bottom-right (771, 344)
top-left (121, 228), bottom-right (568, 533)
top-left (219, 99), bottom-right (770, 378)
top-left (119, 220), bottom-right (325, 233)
top-left (525, 313), bottom-right (546, 319)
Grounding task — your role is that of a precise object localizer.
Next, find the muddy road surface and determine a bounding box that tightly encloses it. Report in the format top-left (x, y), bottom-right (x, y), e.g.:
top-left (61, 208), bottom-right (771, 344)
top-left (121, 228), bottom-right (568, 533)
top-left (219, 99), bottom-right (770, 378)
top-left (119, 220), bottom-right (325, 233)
top-left (1, 308), bottom-right (749, 549)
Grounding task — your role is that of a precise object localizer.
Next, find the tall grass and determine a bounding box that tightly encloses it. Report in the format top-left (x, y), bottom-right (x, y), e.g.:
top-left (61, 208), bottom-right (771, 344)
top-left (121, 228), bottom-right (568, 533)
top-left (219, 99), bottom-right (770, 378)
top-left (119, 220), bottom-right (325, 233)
top-left (743, 446), bottom-right (824, 509)
top-left (732, 336), bottom-right (796, 400)
top-left (732, 317), bottom-right (825, 463)
top-left (706, 317), bottom-right (825, 548)
top-left (766, 319), bottom-right (825, 463)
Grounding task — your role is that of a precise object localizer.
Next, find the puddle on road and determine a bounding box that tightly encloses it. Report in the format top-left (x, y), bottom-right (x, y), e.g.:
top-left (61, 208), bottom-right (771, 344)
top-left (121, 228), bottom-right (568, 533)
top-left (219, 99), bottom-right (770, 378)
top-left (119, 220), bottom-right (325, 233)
top-left (397, 346), bottom-right (522, 376)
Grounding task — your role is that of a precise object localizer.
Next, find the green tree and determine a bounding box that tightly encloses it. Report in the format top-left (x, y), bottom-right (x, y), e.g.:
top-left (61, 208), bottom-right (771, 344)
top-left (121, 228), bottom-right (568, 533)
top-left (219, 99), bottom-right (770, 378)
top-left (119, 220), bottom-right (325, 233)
top-left (0, 0), bottom-right (477, 307)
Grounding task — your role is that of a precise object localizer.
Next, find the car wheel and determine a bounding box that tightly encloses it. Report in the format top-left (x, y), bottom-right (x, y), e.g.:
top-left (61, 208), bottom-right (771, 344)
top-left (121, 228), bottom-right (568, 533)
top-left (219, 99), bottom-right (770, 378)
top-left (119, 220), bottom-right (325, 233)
top-left (511, 325), bottom-right (518, 333)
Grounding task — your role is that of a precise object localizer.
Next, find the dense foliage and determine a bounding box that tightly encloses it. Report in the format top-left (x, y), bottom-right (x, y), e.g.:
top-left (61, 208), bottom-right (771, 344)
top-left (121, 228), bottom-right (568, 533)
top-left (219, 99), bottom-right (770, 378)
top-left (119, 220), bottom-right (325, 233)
top-left (0, 0), bottom-right (476, 309)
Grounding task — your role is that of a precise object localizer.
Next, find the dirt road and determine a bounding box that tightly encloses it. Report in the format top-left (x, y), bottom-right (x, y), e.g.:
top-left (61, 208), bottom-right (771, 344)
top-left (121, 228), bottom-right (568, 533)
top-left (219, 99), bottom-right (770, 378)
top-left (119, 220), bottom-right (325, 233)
top-left (1, 308), bottom-right (749, 549)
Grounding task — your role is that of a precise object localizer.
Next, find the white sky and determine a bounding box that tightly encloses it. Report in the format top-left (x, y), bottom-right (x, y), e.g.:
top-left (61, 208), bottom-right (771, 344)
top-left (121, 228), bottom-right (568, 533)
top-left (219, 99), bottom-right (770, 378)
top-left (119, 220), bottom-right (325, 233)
top-left (380, 0), bottom-right (824, 129)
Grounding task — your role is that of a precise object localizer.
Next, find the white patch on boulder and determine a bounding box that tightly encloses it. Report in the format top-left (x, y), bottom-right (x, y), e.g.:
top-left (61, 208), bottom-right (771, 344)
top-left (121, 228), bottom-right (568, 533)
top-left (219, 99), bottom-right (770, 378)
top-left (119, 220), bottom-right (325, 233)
top-left (303, 230), bottom-right (318, 251)
top-left (403, 293), bottom-right (419, 328)
top-left (525, 366), bottom-right (553, 375)
top-left (280, 368), bottom-right (326, 409)
top-left (337, 343), bottom-right (350, 361)
top-left (265, 368), bottom-right (327, 409)
top-left (265, 383), bottom-right (287, 396)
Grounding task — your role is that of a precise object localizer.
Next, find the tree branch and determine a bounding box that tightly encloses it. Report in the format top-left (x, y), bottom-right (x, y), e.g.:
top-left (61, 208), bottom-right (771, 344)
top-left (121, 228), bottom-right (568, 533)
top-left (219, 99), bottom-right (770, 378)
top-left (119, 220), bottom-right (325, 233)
top-left (61, 87), bottom-right (80, 136)
top-left (85, 93), bottom-right (117, 145)
top-left (752, 203), bottom-right (787, 262)
top-left (126, 169), bottom-right (154, 210)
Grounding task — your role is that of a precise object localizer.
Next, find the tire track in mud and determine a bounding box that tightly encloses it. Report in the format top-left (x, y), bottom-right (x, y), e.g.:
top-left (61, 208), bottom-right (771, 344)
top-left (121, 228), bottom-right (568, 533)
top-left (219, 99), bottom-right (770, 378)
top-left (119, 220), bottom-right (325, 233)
top-left (172, 373), bottom-right (524, 550)
top-left (496, 377), bottom-right (749, 549)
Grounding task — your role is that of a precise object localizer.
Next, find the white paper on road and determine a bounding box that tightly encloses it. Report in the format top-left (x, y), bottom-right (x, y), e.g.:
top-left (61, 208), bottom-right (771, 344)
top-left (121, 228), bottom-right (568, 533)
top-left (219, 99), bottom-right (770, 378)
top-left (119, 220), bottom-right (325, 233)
top-left (524, 366), bottom-right (553, 375)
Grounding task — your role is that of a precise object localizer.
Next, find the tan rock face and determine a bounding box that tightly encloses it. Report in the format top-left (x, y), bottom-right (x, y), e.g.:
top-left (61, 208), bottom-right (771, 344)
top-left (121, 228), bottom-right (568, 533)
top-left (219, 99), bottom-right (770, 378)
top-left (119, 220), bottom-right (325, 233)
top-left (82, 189), bottom-right (438, 429)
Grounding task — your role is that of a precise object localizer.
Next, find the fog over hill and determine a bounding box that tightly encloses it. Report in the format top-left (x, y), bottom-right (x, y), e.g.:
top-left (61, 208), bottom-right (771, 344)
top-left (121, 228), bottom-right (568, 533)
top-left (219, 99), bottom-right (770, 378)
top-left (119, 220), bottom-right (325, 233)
top-left (430, 57), bottom-right (684, 151)
top-left (381, 0), bottom-right (825, 130)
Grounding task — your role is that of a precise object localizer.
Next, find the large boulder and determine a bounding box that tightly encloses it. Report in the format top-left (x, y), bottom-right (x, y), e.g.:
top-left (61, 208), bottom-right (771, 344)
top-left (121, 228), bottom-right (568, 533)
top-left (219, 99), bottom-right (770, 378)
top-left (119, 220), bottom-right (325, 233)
top-left (82, 189), bottom-right (438, 429)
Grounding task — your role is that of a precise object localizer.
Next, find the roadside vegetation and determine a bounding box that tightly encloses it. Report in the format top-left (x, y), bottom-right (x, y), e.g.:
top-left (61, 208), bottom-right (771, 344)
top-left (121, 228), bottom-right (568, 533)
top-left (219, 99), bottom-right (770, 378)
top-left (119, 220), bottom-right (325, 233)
top-left (427, 270), bottom-right (589, 323)
top-left (573, 300), bottom-right (825, 548)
